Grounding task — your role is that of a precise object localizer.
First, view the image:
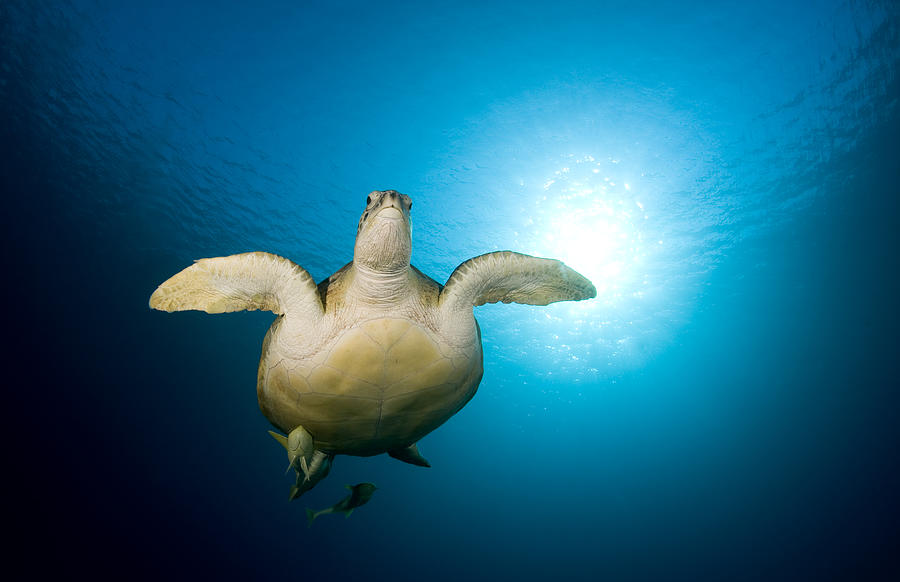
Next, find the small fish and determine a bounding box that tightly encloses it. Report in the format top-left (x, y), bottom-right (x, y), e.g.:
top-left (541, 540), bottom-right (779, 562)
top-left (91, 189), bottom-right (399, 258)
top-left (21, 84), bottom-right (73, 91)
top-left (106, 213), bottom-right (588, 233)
top-left (306, 483), bottom-right (377, 527)
top-left (269, 427), bottom-right (333, 500)
top-left (289, 451), bottom-right (332, 500)
top-left (268, 426), bottom-right (315, 479)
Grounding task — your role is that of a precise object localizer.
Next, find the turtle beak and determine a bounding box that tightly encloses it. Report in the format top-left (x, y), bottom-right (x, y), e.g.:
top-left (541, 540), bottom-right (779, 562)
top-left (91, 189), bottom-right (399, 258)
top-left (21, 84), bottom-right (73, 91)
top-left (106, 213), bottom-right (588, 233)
top-left (373, 190), bottom-right (409, 221)
top-left (377, 206), bottom-right (403, 220)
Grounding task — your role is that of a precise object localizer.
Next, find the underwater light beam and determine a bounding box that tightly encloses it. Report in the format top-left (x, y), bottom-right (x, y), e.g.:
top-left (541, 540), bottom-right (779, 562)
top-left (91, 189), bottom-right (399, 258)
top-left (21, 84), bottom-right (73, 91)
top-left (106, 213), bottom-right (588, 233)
top-left (526, 156), bottom-right (649, 309)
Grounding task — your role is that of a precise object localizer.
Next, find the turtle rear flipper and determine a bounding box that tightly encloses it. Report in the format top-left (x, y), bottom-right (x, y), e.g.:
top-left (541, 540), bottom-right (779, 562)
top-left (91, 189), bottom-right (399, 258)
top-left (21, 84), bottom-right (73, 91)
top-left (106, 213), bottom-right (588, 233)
top-left (388, 443), bottom-right (430, 467)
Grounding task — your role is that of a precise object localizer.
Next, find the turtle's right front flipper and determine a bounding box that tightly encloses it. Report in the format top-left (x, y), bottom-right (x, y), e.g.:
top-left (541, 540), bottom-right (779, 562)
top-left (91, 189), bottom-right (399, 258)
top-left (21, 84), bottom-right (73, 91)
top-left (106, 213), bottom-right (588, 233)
top-left (149, 252), bottom-right (323, 326)
top-left (440, 251), bottom-right (596, 314)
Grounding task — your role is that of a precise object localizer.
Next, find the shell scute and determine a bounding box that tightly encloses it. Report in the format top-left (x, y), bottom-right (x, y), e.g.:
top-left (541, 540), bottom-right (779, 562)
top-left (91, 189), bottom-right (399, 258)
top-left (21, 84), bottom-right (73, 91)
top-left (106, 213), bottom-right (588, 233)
top-left (383, 357), bottom-right (455, 399)
top-left (299, 391), bottom-right (380, 424)
top-left (383, 325), bottom-right (444, 384)
top-left (323, 329), bottom-right (387, 386)
top-left (360, 317), bottom-right (411, 350)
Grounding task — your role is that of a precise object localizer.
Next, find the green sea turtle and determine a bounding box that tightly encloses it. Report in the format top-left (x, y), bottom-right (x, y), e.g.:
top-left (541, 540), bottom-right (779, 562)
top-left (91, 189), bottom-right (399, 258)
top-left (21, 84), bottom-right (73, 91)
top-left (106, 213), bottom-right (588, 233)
top-left (150, 190), bottom-right (595, 498)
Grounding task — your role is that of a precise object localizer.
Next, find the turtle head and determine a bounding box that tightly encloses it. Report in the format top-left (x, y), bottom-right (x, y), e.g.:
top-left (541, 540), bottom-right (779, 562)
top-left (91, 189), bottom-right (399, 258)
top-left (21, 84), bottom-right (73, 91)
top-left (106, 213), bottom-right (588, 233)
top-left (354, 190), bottom-right (413, 273)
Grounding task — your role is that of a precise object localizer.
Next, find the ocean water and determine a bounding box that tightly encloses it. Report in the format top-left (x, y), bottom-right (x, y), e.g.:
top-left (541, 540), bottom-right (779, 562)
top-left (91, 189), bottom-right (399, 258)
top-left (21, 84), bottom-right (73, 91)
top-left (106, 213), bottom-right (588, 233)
top-left (3, 0), bottom-right (898, 579)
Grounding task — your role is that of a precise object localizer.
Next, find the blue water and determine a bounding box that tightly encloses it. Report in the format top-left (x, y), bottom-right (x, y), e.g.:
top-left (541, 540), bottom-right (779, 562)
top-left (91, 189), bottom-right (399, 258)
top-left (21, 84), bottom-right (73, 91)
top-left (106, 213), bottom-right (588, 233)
top-left (4, 1), bottom-right (898, 579)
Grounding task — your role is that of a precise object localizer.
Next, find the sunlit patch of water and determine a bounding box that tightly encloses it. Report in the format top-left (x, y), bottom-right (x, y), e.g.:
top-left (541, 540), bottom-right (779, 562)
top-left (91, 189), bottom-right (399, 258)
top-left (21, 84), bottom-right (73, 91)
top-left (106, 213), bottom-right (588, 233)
top-left (481, 154), bottom-right (679, 380)
top-left (527, 155), bottom-right (649, 307)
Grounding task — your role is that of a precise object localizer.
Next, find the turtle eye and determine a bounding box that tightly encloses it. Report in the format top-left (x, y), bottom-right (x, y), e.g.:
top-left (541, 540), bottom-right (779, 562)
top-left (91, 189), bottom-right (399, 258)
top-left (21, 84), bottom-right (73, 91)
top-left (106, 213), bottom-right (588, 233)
top-left (366, 195), bottom-right (373, 205)
top-left (408, 201), bottom-right (413, 211)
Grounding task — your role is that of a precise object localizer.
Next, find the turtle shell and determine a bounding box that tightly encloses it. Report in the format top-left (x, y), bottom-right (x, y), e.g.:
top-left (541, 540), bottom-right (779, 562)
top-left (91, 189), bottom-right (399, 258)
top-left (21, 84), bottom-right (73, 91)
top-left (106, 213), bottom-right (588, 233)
top-left (258, 314), bottom-right (483, 456)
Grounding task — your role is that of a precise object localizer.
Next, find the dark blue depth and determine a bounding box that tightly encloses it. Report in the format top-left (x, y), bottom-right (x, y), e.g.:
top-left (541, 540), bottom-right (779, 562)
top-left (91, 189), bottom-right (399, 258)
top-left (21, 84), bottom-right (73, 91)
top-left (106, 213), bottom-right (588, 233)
top-left (3, 1), bottom-right (898, 580)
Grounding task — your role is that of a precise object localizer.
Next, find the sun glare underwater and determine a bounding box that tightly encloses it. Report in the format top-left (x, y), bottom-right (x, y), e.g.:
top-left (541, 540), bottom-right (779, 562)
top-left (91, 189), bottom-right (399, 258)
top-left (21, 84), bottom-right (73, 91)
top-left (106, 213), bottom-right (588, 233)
top-left (4, 1), bottom-right (899, 581)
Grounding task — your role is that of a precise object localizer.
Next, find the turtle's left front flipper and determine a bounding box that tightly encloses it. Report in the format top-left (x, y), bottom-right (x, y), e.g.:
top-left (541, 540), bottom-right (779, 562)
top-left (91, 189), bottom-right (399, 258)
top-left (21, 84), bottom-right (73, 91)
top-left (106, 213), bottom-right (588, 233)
top-left (149, 251), bottom-right (323, 330)
top-left (440, 251), bottom-right (596, 314)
